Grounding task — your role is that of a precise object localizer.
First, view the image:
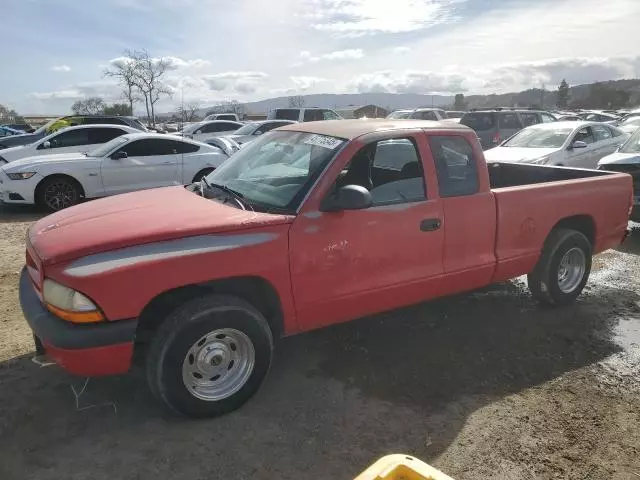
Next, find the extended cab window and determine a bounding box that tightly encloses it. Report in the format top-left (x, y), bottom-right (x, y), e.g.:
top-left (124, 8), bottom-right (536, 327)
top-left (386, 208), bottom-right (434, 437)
top-left (429, 135), bottom-right (478, 197)
top-left (274, 109), bottom-right (300, 121)
top-left (304, 110), bottom-right (324, 122)
top-left (520, 113), bottom-right (539, 127)
top-left (339, 138), bottom-right (425, 205)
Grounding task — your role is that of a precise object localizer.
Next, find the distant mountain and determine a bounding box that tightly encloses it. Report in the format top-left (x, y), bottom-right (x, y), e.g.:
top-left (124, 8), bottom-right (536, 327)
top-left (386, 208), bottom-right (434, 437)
top-left (196, 92), bottom-right (453, 117)
top-left (181, 78), bottom-right (640, 119)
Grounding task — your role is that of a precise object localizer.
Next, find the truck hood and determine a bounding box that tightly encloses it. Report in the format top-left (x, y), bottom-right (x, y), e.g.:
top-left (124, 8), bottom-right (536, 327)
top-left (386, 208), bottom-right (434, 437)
top-left (29, 186), bottom-right (294, 265)
top-left (3, 152), bottom-right (86, 170)
top-left (598, 151), bottom-right (640, 166)
top-left (484, 147), bottom-right (560, 163)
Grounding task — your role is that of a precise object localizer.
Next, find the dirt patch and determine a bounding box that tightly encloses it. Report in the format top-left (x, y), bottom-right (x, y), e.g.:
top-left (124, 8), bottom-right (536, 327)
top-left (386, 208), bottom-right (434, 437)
top-left (0, 206), bottom-right (639, 480)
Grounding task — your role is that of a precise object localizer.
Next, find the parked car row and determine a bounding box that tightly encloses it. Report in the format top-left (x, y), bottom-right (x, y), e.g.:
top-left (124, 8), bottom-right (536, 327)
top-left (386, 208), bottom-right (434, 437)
top-left (0, 133), bottom-right (230, 211)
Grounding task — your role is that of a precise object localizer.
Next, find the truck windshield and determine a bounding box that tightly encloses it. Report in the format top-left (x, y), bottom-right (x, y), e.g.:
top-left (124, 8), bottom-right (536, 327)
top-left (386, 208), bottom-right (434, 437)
top-left (502, 127), bottom-right (573, 148)
top-left (619, 129), bottom-right (640, 154)
top-left (205, 131), bottom-right (345, 212)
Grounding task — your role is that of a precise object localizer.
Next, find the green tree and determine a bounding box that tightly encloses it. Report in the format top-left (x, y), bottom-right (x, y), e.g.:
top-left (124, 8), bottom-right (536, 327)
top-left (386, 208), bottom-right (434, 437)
top-left (556, 79), bottom-right (570, 109)
top-left (103, 103), bottom-right (132, 115)
top-left (587, 83), bottom-right (630, 109)
top-left (453, 93), bottom-right (468, 110)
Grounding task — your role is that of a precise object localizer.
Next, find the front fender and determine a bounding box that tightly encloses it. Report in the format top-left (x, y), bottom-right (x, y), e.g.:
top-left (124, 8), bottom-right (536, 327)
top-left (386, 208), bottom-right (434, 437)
top-left (45, 224), bottom-right (298, 332)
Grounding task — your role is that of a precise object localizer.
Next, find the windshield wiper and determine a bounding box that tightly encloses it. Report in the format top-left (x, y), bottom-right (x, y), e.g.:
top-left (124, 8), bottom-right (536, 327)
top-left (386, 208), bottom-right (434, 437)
top-left (202, 181), bottom-right (253, 211)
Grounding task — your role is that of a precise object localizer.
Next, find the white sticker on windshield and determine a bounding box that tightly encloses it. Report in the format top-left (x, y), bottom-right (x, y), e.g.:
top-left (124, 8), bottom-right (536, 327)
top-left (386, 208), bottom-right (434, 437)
top-left (304, 134), bottom-right (343, 150)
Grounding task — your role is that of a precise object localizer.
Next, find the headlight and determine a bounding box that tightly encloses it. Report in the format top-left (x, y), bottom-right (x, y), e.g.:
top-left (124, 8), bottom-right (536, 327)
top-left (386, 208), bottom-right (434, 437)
top-left (533, 156), bottom-right (551, 165)
top-left (7, 172), bottom-right (36, 180)
top-left (42, 278), bottom-right (104, 323)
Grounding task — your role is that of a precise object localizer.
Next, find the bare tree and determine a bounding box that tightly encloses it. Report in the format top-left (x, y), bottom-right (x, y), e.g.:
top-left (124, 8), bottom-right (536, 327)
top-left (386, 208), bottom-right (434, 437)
top-left (288, 95), bottom-right (305, 108)
top-left (121, 49), bottom-right (173, 126)
top-left (71, 97), bottom-right (106, 115)
top-left (177, 102), bottom-right (201, 122)
top-left (210, 100), bottom-right (245, 118)
top-left (104, 52), bottom-right (140, 115)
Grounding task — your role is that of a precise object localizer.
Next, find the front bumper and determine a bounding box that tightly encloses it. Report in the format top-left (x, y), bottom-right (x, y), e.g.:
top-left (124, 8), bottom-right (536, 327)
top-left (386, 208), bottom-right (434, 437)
top-left (19, 267), bottom-right (137, 376)
top-left (0, 170), bottom-right (40, 204)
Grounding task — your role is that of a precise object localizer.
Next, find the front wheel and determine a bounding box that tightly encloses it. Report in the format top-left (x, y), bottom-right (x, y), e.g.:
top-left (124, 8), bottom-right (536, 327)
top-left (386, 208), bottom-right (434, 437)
top-left (146, 294), bottom-right (274, 418)
top-left (528, 228), bottom-right (592, 306)
top-left (36, 176), bottom-right (82, 212)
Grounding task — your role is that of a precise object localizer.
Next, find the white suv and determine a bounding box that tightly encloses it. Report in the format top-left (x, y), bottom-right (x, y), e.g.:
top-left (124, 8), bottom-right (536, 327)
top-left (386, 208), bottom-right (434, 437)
top-left (267, 108), bottom-right (342, 122)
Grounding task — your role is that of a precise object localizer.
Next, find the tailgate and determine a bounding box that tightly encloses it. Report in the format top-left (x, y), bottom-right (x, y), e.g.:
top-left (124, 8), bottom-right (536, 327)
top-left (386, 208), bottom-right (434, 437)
top-left (490, 173), bottom-right (631, 282)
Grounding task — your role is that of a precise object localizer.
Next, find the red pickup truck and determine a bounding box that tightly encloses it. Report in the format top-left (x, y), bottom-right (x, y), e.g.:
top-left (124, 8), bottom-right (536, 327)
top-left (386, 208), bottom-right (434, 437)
top-left (19, 120), bottom-right (632, 417)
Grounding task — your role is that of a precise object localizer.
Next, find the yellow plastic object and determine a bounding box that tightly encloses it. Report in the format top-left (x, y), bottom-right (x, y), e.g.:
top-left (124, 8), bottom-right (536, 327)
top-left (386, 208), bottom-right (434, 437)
top-left (355, 455), bottom-right (456, 480)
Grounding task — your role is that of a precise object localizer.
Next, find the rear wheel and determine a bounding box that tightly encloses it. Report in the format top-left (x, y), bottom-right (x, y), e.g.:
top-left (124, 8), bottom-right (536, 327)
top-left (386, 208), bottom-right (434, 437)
top-left (146, 294), bottom-right (274, 418)
top-left (528, 228), bottom-right (592, 306)
top-left (192, 168), bottom-right (214, 184)
top-left (36, 176), bottom-right (82, 212)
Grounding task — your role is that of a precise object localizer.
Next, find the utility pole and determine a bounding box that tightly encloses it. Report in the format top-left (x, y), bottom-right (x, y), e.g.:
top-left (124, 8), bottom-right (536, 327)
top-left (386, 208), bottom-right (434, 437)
top-left (540, 83), bottom-right (546, 109)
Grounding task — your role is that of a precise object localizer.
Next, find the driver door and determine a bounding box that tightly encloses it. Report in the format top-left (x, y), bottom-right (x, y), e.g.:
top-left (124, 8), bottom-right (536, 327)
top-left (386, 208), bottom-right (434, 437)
top-left (289, 133), bottom-right (445, 329)
top-left (100, 138), bottom-right (179, 195)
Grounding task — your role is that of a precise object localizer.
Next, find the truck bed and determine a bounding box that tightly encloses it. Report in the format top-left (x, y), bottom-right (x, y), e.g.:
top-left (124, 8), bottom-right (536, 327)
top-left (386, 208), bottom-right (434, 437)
top-left (487, 162), bottom-right (611, 189)
top-left (486, 162), bottom-right (631, 283)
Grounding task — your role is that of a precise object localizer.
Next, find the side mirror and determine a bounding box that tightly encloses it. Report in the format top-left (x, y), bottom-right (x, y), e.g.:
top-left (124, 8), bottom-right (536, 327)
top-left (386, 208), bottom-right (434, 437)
top-left (321, 185), bottom-right (373, 212)
top-left (43, 141), bottom-right (51, 149)
top-left (254, 130), bottom-right (263, 136)
top-left (111, 150), bottom-right (128, 160)
top-left (570, 140), bottom-right (588, 149)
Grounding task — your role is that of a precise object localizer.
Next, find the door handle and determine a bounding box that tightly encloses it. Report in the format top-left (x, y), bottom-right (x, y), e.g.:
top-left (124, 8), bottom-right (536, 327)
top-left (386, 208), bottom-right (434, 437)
top-left (420, 218), bottom-right (442, 232)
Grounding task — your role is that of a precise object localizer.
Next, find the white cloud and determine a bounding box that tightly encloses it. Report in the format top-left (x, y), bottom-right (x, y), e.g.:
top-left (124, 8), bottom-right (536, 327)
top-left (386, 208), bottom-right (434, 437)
top-left (51, 65), bottom-right (71, 72)
top-left (108, 55), bottom-right (210, 71)
top-left (290, 76), bottom-right (327, 91)
top-left (203, 71), bottom-right (269, 92)
top-left (293, 49), bottom-right (364, 66)
top-left (350, 70), bottom-right (466, 94)
top-left (393, 47), bottom-right (411, 55)
top-left (302, 0), bottom-right (465, 37)
top-left (348, 55), bottom-right (640, 95)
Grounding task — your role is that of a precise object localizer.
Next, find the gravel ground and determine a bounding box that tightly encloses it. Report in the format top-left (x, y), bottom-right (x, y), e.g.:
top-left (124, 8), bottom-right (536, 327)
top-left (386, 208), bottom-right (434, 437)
top-left (0, 203), bottom-right (639, 480)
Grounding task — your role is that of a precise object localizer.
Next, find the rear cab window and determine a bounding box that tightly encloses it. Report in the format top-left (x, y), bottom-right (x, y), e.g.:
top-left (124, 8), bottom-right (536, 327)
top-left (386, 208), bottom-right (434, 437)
top-left (273, 109), bottom-right (300, 121)
top-left (428, 135), bottom-right (479, 197)
top-left (460, 113), bottom-right (495, 131)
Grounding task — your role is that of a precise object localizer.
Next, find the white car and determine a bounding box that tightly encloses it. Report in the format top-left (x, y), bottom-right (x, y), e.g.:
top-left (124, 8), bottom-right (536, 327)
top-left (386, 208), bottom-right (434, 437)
top-left (484, 121), bottom-right (629, 169)
top-left (223, 120), bottom-right (296, 145)
top-left (617, 116), bottom-right (640, 135)
top-left (0, 133), bottom-right (229, 211)
top-left (597, 128), bottom-right (640, 221)
top-left (0, 124), bottom-right (139, 164)
top-left (181, 120), bottom-right (243, 142)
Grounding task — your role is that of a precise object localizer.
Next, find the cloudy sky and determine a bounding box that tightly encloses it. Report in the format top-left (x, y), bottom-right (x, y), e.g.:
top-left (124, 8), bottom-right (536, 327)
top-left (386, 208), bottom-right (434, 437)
top-left (4, 0), bottom-right (640, 114)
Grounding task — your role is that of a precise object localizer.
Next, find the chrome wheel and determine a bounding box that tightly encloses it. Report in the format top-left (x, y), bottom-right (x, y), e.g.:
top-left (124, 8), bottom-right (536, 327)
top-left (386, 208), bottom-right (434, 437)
top-left (43, 180), bottom-right (78, 210)
top-left (181, 328), bottom-right (255, 401)
top-left (557, 247), bottom-right (586, 293)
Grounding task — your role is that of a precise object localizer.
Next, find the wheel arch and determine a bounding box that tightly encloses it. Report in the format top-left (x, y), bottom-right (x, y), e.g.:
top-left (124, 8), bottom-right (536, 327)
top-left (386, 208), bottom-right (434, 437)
top-left (547, 215), bottom-right (596, 247)
top-left (135, 276), bottom-right (285, 342)
top-left (35, 173), bottom-right (87, 199)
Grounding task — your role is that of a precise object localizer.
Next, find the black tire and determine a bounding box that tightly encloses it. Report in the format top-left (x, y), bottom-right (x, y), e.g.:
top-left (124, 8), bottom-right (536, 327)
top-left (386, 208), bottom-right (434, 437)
top-left (146, 294), bottom-right (274, 418)
top-left (35, 176), bottom-right (82, 212)
top-left (527, 228), bottom-right (592, 306)
top-left (192, 168), bottom-right (214, 183)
